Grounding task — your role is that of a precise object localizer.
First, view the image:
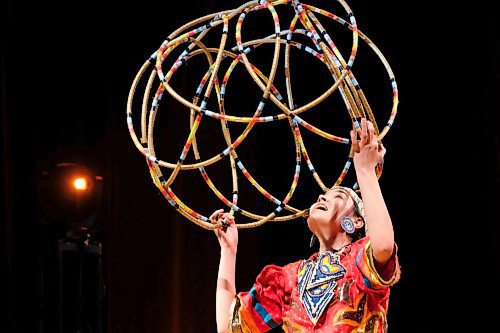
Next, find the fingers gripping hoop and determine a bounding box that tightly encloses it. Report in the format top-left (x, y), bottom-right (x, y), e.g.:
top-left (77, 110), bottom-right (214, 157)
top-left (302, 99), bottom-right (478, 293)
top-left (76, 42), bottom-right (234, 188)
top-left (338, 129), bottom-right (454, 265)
top-left (126, 0), bottom-right (399, 230)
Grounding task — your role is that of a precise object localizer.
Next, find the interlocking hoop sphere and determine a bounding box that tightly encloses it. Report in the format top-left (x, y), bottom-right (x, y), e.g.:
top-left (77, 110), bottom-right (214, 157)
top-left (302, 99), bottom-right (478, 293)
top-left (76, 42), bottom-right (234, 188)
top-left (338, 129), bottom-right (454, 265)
top-left (126, 0), bottom-right (399, 230)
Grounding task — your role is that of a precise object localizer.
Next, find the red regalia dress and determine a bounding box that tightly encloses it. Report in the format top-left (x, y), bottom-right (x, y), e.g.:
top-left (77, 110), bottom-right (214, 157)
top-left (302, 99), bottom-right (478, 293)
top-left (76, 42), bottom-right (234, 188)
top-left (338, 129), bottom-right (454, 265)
top-left (229, 237), bottom-right (401, 333)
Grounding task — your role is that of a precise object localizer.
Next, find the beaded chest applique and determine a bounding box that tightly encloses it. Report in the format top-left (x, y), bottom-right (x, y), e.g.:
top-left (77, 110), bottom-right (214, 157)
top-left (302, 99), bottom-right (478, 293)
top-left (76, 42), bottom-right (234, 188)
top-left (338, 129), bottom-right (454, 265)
top-left (297, 251), bottom-right (346, 325)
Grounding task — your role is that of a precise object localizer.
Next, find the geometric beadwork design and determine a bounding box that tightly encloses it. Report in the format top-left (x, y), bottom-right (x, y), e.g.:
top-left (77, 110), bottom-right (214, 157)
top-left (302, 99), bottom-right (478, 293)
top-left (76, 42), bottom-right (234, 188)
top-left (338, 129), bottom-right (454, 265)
top-left (299, 251), bottom-right (346, 324)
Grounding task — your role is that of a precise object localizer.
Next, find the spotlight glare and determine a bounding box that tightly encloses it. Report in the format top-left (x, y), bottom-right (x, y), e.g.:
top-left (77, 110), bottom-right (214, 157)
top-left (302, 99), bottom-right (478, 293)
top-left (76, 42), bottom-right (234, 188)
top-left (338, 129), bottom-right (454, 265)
top-left (73, 177), bottom-right (88, 191)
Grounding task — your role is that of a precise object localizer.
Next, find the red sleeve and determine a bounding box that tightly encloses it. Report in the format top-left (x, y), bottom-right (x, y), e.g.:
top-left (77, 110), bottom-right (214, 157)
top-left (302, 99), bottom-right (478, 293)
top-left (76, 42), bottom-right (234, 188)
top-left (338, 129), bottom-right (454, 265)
top-left (354, 238), bottom-right (401, 291)
top-left (236, 265), bottom-right (286, 332)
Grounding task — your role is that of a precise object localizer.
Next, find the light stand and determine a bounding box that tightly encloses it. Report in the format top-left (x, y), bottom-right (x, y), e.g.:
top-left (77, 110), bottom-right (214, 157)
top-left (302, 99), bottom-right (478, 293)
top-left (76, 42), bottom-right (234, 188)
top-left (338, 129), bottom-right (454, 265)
top-left (57, 228), bottom-right (104, 333)
top-left (37, 162), bottom-right (105, 333)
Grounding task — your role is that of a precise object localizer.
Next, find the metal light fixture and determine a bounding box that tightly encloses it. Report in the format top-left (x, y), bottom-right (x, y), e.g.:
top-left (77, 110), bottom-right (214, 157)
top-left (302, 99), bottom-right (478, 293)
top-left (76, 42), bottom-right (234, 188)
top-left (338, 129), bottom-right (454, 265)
top-left (38, 162), bottom-right (103, 232)
top-left (37, 161), bottom-right (105, 333)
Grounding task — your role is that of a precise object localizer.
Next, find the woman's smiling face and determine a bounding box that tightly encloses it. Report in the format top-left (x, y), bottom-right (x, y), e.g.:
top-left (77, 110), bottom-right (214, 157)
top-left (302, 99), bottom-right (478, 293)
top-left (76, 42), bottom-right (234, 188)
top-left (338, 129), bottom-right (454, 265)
top-left (307, 188), bottom-right (356, 232)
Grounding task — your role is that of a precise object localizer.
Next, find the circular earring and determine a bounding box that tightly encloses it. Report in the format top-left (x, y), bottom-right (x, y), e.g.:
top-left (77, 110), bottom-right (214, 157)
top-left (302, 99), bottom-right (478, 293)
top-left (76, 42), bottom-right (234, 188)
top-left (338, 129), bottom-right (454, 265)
top-left (340, 216), bottom-right (356, 234)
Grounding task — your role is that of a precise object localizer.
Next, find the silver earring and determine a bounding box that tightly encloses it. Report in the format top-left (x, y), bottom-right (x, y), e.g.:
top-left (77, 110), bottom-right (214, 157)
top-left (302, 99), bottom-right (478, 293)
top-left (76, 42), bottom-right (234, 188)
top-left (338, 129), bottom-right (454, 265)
top-left (309, 234), bottom-right (316, 248)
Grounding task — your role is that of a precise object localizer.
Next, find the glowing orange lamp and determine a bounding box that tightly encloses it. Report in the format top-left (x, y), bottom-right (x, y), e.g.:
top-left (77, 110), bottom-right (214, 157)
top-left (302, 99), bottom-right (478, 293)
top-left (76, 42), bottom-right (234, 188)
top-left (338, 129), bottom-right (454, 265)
top-left (73, 177), bottom-right (89, 191)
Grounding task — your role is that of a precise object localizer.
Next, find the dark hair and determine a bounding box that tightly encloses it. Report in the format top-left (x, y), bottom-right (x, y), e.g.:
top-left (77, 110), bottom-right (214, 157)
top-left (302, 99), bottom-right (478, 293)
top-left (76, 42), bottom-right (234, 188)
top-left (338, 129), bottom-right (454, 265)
top-left (349, 214), bottom-right (366, 242)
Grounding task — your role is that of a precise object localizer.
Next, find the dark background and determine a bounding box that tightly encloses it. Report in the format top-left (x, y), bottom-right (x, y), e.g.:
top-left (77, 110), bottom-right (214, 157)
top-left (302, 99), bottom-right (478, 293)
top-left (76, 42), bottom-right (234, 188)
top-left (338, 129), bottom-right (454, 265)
top-left (2, 0), bottom-right (499, 332)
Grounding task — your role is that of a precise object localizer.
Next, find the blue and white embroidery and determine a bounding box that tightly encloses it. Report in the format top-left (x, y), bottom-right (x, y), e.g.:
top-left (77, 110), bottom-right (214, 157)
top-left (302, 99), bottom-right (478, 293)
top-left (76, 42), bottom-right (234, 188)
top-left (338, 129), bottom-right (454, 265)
top-left (298, 251), bottom-right (346, 325)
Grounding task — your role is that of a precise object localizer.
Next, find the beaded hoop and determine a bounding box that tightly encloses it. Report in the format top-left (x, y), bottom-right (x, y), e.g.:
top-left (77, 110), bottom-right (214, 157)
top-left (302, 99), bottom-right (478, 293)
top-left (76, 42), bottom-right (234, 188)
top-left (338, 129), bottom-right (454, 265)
top-left (126, 0), bottom-right (399, 229)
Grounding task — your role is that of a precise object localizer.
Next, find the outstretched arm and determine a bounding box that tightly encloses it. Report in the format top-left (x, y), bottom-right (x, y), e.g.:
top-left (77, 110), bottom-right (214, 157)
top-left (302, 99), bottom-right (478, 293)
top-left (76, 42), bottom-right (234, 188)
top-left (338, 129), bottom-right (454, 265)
top-left (350, 118), bottom-right (395, 265)
top-left (212, 209), bottom-right (238, 333)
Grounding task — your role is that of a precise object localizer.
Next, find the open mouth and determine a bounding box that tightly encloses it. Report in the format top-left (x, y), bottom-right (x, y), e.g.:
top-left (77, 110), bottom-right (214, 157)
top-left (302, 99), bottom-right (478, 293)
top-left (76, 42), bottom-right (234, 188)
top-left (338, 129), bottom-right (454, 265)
top-left (315, 204), bottom-right (328, 212)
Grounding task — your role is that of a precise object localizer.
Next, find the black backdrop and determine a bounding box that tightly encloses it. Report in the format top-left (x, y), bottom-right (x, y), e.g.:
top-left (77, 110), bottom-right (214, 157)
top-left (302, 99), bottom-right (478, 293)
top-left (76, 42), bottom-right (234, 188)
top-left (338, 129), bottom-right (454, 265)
top-left (2, 0), bottom-right (499, 332)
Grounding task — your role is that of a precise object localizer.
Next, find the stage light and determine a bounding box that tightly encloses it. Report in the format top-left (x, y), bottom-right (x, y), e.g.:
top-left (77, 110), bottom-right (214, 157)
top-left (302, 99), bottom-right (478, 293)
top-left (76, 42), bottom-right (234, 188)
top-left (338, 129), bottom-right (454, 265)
top-left (73, 177), bottom-right (89, 191)
top-left (38, 162), bottom-right (104, 230)
top-left (36, 161), bottom-right (106, 333)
